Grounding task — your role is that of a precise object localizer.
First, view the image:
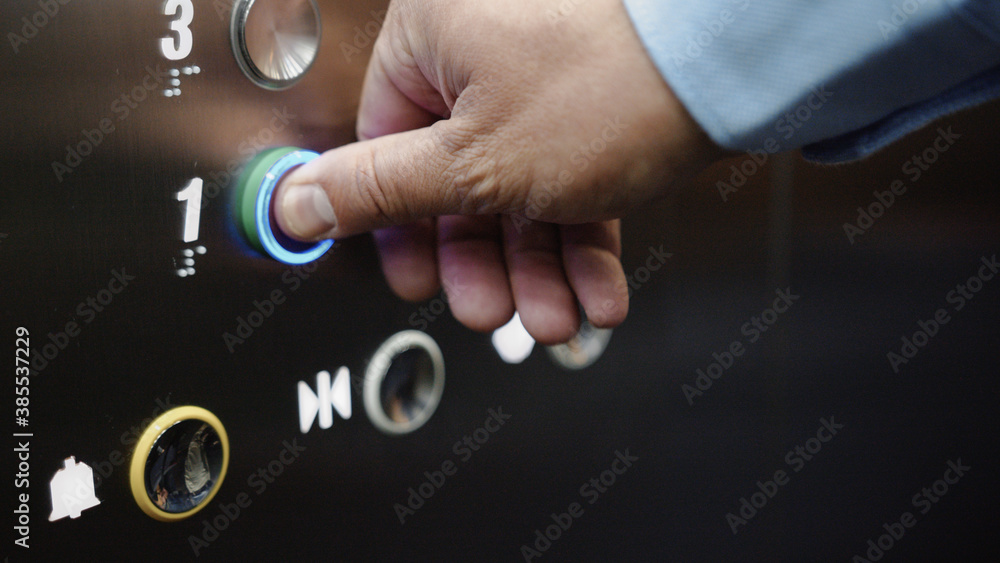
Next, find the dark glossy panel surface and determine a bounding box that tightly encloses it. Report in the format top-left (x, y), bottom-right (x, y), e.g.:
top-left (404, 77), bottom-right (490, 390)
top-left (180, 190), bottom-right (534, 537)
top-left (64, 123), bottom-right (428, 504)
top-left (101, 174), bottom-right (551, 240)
top-left (2, 1), bottom-right (998, 561)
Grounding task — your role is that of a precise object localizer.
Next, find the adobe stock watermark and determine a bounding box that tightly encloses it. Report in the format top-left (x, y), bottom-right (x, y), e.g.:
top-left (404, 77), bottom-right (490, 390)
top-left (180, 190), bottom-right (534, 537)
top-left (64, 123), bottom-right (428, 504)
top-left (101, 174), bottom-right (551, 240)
top-left (519, 449), bottom-right (638, 561)
top-left (188, 438), bottom-right (307, 556)
top-left (878, 0), bottom-right (931, 41)
top-left (726, 416), bottom-right (843, 535)
top-left (511, 116), bottom-right (630, 233)
top-left (29, 267), bottom-right (137, 375)
top-left (886, 253), bottom-right (997, 373)
top-left (339, 9), bottom-right (388, 62)
top-left (199, 107), bottom-right (297, 210)
top-left (545, 0), bottom-right (594, 23)
top-left (222, 250), bottom-right (333, 353)
top-left (91, 396), bottom-right (176, 489)
top-left (682, 288), bottom-right (800, 405)
top-left (586, 245), bottom-right (672, 327)
top-left (393, 407), bottom-right (512, 524)
top-left (408, 276), bottom-right (470, 331)
top-left (210, 0), bottom-right (256, 22)
top-left (397, 74), bottom-right (502, 210)
top-left (670, 0), bottom-right (751, 71)
top-left (851, 458), bottom-right (969, 562)
top-left (623, 245), bottom-right (673, 298)
top-left (7, 0), bottom-right (72, 54)
top-left (843, 126), bottom-right (960, 244)
top-left (52, 65), bottom-right (175, 182)
top-left (717, 85), bottom-right (834, 202)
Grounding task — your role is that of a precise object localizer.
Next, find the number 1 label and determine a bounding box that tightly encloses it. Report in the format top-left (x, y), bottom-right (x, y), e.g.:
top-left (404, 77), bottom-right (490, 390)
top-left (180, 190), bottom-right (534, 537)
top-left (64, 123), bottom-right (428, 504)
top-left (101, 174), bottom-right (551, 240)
top-left (177, 177), bottom-right (203, 242)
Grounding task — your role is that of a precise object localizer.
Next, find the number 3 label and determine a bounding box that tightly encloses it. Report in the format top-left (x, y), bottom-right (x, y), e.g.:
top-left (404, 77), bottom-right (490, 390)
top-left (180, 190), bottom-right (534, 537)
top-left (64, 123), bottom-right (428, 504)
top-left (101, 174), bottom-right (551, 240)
top-left (161, 0), bottom-right (194, 61)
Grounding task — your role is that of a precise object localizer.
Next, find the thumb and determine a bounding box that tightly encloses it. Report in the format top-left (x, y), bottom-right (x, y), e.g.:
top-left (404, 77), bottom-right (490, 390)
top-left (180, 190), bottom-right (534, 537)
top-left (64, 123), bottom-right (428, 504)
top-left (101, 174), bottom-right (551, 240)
top-left (274, 122), bottom-right (496, 241)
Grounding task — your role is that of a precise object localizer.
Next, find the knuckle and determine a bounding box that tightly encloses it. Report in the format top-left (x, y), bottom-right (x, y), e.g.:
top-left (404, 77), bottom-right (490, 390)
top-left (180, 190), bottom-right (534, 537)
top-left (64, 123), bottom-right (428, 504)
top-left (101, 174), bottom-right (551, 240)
top-left (444, 147), bottom-right (500, 214)
top-left (352, 150), bottom-right (405, 225)
top-left (438, 131), bottom-right (531, 215)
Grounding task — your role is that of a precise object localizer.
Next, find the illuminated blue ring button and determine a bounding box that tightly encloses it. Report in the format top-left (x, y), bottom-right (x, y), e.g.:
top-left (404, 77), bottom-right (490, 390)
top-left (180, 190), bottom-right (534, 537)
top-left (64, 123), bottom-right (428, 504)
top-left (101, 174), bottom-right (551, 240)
top-left (253, 150), bottom-right (333, 264)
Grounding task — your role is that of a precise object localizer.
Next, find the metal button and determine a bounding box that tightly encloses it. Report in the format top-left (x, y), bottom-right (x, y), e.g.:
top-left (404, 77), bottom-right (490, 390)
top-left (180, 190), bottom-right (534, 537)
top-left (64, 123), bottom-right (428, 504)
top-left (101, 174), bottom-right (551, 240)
top-left (363, 331), bottom-right (446, 435)
top-left (230, 0), bottom-right (322, 89)
top-left (129, 407), bottom-right (230, 521)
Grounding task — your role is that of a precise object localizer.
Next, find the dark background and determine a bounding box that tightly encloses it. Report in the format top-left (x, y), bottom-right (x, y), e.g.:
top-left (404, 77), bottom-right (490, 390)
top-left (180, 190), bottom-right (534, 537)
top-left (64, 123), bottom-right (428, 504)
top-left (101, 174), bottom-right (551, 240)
top-left (2, 1), bottom-right (997, 561)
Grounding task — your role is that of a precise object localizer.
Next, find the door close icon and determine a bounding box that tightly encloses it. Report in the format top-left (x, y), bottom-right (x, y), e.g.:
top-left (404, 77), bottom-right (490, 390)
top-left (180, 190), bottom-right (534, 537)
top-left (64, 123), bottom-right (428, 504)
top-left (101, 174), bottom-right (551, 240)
top-left (298, 367), bottom-right (352, 433)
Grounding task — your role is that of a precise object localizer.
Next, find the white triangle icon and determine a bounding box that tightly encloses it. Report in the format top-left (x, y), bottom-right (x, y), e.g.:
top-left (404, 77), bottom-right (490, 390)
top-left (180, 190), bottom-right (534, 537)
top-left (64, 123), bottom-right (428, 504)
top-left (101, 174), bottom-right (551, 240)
top-left (298, 367), bottom-right (352, 433)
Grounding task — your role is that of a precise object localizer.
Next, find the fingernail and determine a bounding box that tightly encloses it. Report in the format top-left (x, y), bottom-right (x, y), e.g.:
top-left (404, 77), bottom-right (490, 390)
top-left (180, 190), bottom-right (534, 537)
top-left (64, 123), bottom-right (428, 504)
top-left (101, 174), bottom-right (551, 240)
top-left (279, 183), bottom-right (336, 239)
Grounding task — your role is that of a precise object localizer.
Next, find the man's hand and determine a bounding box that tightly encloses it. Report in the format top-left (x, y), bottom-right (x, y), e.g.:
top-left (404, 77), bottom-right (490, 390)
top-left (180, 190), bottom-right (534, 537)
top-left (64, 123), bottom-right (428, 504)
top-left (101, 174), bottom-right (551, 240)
top-left (273, 0), bottom-right (722, 344)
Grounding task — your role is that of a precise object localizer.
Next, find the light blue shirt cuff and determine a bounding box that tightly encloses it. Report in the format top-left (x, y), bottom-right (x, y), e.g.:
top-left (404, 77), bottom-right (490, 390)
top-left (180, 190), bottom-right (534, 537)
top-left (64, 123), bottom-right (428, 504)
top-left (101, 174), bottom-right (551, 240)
top-left (622, 0), bottom-right (1000, 162)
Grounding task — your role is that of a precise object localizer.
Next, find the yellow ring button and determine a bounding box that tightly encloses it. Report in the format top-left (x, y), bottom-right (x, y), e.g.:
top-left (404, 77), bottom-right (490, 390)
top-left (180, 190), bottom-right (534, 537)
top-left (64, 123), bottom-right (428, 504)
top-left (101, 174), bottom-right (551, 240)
top-left (129, 406), bottom-right (230, 522)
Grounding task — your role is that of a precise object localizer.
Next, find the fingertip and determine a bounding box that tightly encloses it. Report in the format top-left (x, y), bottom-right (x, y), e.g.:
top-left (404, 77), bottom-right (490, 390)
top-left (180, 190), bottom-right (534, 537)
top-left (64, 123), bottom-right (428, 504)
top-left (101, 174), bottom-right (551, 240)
top-left (437, 216), bottom-right (514, 333)
top-left (586, 294), bottom-right (629, 329)
top-left (274, 180), bottom-right (338, 242)
top-left (448, 284), bottom-right (515, 334)
top-left (501, 217), bottom-right (582, 345)
top-left (518, 299), bottom-right (583, 345)
top-left (560, 221), bottom-right (629, 330)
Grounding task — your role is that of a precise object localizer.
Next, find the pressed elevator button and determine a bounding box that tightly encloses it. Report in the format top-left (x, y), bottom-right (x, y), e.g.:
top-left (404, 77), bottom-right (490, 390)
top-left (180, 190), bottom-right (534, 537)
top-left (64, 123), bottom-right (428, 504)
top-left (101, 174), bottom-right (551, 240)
top-left (129, 406), bottom-right (229, 522)
top-left (230, 0), bottom-right (322, 89)
top-left (235, 146), bottom-right (334, 264)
